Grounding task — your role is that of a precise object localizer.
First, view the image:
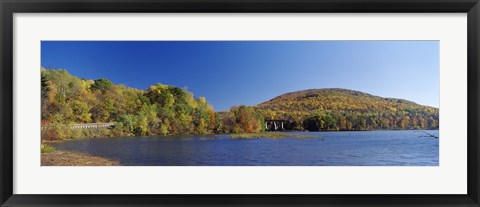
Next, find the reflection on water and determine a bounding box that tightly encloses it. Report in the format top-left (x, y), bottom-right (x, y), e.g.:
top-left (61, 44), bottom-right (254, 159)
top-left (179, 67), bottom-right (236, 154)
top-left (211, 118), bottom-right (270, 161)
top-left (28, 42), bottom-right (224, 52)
top-left (52, 130), bottom-right (439, 166)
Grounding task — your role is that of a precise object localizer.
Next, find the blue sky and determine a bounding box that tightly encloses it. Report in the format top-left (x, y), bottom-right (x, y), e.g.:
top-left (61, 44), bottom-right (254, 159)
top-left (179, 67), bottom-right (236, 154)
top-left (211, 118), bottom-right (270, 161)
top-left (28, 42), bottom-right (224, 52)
top-left (41, 41), bottom-right (439, 111)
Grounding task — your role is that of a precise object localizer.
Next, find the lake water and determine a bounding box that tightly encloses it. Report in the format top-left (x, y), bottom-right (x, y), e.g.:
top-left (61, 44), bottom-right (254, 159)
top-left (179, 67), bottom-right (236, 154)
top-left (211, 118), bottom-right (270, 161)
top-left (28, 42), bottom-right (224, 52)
top-left (51, 130), bottom-right (439, 166)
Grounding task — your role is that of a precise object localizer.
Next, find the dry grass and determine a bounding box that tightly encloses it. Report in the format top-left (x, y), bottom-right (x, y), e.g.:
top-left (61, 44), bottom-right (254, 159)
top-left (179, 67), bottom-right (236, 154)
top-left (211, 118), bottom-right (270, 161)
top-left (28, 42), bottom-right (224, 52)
top-left (41, 150), bottom-right (120, 166)
top-left (41, 144), bottom-right (56, 153)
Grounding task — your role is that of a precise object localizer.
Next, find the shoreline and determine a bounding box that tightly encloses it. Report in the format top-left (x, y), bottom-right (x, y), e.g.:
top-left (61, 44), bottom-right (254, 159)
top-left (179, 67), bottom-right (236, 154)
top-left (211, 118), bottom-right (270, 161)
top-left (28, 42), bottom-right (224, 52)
top-left (41, 150), bottom-right (120, 166)
top-left (44, 129), bottom-right (439, 140)
top-left (43, 129), bottom-right (439, 144)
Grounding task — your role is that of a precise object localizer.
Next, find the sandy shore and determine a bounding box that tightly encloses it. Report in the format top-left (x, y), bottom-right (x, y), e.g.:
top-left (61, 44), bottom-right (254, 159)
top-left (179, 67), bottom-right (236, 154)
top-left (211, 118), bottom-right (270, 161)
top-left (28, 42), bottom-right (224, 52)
top-left (41, 150), bottom-right (120, 166)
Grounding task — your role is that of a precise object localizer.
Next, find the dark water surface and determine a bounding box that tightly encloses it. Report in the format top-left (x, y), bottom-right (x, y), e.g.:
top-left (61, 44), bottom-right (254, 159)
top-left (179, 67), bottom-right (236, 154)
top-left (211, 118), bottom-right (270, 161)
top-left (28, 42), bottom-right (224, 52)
top-left (52, 130), bottom-right (439, 166)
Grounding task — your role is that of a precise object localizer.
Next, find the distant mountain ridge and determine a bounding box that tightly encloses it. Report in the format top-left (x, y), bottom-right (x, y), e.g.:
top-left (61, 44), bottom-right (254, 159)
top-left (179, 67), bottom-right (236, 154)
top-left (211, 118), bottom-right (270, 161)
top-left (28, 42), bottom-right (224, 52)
top-left (255, 88), bottom-right (439, 131)
top-left (257, 88), bottom-right (431, 110)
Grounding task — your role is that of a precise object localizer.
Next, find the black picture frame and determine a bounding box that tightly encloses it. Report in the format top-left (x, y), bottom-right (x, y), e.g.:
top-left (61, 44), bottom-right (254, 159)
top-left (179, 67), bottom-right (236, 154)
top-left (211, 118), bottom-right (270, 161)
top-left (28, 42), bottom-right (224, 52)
top-left (1, 0), bottom-right (479, 206)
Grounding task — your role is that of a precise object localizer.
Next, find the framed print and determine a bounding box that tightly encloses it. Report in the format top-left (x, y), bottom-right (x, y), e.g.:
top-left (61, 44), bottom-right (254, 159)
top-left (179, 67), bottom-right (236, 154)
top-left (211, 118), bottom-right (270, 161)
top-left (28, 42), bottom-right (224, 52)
top-left (1, 0), bottom-right (479, 206)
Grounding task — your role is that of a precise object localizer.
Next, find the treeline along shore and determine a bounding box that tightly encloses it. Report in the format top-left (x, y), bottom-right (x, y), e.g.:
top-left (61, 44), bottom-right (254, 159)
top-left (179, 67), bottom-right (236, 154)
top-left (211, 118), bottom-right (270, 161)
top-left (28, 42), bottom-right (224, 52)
top-left (41, 68), bottom-right (439, 141)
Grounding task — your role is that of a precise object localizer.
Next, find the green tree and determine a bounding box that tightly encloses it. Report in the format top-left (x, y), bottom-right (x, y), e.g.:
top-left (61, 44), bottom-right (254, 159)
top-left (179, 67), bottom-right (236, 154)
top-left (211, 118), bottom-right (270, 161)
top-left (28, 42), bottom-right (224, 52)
top-left (91, 78), bottom-right (113, 93)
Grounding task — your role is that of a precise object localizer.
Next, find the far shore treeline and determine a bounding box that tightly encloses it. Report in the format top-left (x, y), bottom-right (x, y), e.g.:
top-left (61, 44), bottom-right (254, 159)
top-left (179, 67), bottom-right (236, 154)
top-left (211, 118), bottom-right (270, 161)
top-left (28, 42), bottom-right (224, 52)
top-left (41, 68), bottom-right (439, 140)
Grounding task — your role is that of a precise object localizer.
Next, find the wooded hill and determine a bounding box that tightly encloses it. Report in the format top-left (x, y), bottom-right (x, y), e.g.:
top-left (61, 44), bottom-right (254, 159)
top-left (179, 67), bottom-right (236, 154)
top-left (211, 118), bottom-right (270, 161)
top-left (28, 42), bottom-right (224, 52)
top-left (256, 88), bottom-right (439, 131)
top-left (41, 68), bottom-right (439, 140)
top-left (41, 68), bottom-right (263, 140)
